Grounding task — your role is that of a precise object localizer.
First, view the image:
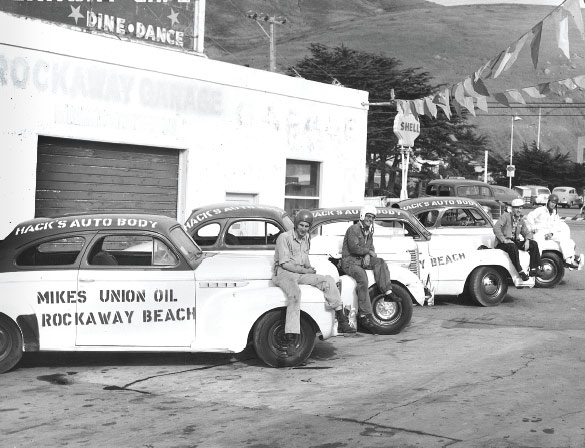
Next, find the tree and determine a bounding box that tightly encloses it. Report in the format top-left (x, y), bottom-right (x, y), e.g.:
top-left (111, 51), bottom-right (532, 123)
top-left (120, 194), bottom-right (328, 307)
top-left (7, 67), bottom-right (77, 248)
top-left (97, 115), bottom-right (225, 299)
top-left (286, 44), bottom-right (490, 196)
top-left (513, 141), bottom-right (579, 189)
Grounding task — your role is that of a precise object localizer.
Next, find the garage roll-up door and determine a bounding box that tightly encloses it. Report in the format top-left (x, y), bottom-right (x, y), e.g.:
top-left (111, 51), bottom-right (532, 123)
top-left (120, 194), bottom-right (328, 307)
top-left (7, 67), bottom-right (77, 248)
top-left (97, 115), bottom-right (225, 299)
top-left (36, 137), bottom-right (179, 218)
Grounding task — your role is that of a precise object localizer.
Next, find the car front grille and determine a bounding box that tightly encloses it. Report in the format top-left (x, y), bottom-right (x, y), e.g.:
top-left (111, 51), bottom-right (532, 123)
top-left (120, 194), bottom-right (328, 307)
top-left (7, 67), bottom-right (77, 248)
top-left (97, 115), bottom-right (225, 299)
top-left (408, 249), bottom-right (419, 277)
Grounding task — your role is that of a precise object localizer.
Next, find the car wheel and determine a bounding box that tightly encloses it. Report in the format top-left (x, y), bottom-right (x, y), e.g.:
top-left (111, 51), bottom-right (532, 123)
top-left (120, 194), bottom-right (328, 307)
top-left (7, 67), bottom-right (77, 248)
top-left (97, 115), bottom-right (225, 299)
top-left (0, 316), bottom-right (23, 374)
top-left (253, 310), bottom-right (316, 368)
top-left (367, 284), bottom-right (413, 335)
top-left (535, 251), bottom-right (564, 288)
top-left (469, 266), bottom-right (508, 307)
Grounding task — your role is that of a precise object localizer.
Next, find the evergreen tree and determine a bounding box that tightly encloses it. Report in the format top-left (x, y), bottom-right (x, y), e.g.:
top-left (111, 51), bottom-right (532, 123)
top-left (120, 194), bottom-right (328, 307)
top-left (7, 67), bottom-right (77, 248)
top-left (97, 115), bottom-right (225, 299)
top-left (286, 44), bottom-right (490, 196)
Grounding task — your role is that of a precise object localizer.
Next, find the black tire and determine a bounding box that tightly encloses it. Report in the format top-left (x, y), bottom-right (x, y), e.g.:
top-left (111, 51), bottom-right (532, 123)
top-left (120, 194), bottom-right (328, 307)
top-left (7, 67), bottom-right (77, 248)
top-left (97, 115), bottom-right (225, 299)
top-left (0, 316), bottom-right (23, 374)
top-left (535, 251), bottom-right (564, 288)
top-left (253, 310), bottom-right (316, 368)
top-left (469, 266), bottom-right (508, 307)
top-left (367, 284), bottom-right (413, 335)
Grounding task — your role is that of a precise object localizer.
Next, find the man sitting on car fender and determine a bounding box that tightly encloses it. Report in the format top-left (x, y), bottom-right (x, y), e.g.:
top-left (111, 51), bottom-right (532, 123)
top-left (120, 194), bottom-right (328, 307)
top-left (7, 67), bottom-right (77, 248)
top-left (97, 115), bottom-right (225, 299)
top-left (525, 193), bottom-right (583, 270)
top-left (273, 209), bottom-right (355, 355)
top-left (341, 205), bottom-right (396, 333)
top-left (493, 198), bottom-right (542, 281)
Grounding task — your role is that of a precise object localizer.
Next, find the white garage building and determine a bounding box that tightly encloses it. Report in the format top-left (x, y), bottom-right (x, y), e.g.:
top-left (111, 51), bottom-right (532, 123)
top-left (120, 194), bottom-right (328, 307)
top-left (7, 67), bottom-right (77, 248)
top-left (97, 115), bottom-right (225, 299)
top-left (0, 10), bottom-right (369, 239)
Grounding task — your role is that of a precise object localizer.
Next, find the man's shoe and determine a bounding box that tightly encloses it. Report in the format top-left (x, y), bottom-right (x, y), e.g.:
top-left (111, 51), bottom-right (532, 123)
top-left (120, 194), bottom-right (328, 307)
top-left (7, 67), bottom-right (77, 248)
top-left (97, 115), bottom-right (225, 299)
top-left (284, 333), bottom-right (299, 357)
top-left (383, 291), bottom-right (401, 302)
top-left (519, 271), bottom-right (530, 281)
top-left (565, 260), bottom-right (579, 270)
top-left (530, 266), bottom-right (544, 277)
top-left (358, 313), bottom-right (378, 333)
top-left (337, 320), bottom-right (356, 334)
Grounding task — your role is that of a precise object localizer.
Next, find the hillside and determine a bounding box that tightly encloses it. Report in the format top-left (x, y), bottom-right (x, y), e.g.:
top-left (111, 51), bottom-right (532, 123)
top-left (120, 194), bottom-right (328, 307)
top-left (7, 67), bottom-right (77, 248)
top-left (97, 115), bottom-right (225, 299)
top-left (204, 0), bottom-right (585, 161)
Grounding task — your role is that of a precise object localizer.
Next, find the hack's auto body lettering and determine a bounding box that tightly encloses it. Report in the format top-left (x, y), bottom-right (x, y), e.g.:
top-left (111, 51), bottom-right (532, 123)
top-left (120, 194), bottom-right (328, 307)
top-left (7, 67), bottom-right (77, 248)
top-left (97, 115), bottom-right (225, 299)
top-left (400, 198), bottom-right (477, 212)
top-left (13, 217), bottom-right (159, 236)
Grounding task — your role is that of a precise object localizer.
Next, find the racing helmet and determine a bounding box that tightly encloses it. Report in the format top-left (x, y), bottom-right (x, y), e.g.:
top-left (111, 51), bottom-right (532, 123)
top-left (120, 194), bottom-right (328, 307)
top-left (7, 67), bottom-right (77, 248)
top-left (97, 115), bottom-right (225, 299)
top-left (359, 205), bottom-right (377, 220)
top-left (547, 193), bottom-right (559, 204)
top-left (294, 209), bottom-right (314, 226)
top-left (511, 198), bottom-right (524, 208)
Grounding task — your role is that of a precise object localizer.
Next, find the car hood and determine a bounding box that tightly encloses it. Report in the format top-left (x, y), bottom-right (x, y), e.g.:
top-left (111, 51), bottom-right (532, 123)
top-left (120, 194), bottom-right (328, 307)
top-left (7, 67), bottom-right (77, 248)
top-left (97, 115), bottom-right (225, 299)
top-left (196, 252), bottom-right (274, 281)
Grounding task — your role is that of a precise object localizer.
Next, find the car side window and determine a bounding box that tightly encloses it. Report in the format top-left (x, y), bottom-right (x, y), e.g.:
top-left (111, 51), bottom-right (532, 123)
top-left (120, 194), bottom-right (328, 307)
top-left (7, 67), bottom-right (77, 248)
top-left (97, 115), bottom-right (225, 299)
top-left (88, 235), bottom-right (178, 267)
top-left (438, 186), bottom-right (451, 196)
top-left (225, 220), bottom-right (283, 246)
top-left (193, 223), bottom-right (220, 247)
top-left (416, 210), bottom-right (439, 227)
top-left (16, 236), bottom-right (85, 266)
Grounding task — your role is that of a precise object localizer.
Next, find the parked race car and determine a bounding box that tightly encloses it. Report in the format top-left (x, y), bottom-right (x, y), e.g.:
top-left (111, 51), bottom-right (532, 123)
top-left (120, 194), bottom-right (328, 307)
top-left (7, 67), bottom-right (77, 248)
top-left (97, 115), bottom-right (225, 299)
top-left (393, 197), bottom-right (584, 288)
top-left (184, 204), bottom-right (416, 335)
top-left (309, 206), bottom-right (536, 307)
top-left (0, 214), bottom-right (339, 372)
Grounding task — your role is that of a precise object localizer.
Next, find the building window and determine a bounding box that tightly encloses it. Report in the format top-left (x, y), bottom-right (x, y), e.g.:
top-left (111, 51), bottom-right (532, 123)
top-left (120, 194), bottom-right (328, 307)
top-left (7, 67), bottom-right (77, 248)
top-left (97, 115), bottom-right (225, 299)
top-left (284, 159), bottom-right (320, 216)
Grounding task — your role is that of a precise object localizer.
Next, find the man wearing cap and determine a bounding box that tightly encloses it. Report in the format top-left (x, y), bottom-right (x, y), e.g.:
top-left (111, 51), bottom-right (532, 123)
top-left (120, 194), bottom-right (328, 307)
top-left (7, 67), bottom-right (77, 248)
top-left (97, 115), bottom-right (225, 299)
top-left (526, 193), bottom-right (582, 270)
top-left (273, 209), bottom-right (356, 356)
top-left (493, 198), bottom-right (542, 281)
top-left (341, 205), bottom-right (396, 332)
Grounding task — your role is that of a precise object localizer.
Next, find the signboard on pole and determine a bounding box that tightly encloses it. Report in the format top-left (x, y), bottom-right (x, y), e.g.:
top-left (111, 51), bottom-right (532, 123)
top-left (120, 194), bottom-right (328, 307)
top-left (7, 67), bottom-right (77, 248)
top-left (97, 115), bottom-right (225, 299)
top-left (506, 165), bottom-right (515, 177)
top-left (393, 113), bottom-right (420, 147)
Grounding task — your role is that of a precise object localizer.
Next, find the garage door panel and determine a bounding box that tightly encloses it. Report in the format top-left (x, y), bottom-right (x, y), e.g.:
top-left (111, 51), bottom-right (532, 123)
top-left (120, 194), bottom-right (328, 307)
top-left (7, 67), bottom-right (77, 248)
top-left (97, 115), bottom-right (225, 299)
top-left (36, 163), bottom-right (177, 180)
top-left (36, 137), bottom-right (179, 218)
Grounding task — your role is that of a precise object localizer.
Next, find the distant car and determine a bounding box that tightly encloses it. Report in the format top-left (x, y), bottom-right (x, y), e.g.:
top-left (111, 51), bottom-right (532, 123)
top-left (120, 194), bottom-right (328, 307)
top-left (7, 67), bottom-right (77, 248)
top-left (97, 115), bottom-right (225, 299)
top-left (0, 213), bottom-right (338, 372)
top-left (393, 197), bottom-right (581, 288)
top-left (552, 186), bottom-right (580, 208)
top-left (424, 179), bottom-right (506, 220)
top-left (491, 185), bottom-right (521, 204)
top-left (514, 186), bottom-right (532, 205)
top-left (520, 185), bottom-right (551, 206)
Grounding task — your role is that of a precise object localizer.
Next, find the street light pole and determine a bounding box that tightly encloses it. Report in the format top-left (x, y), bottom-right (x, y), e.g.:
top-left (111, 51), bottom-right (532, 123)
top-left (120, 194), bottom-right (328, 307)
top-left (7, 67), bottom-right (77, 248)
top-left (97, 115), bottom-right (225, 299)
top-left (509, 115), bottom-right (522, 189)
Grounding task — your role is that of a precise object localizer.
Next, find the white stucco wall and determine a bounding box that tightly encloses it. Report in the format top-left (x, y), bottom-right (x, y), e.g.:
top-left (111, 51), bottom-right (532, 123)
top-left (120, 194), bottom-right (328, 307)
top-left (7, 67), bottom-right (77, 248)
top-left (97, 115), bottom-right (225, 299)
top-left (0, 12), bottom-right (369, 238)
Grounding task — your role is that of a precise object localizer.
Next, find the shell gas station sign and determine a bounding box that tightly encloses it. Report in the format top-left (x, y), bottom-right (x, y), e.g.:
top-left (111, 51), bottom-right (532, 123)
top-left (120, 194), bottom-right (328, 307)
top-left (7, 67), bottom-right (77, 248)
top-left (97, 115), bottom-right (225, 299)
top-left (393, 113), bottom-right (420, 147)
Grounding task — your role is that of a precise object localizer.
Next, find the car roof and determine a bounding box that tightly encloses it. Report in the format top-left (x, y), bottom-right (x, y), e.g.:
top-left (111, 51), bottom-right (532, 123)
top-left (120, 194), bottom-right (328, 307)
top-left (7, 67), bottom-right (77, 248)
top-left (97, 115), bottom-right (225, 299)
top-left (185, 203), bottom-right (291, 229)
top-left (427, 179), bottom-right (489, 186)
top-left (393, 196), bottom-right (483, 213)
top-left (310, 206), bottom-right (431, 237)
top-left (2, 214), bottom-right (179, 248)
top-left (552, 186), bottom-right (571, 190)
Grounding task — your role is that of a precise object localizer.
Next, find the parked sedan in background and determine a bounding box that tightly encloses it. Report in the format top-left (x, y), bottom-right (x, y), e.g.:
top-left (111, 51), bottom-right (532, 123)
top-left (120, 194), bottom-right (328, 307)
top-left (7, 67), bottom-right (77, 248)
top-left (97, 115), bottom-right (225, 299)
top-left (552, 186), bottom-right (580, 208)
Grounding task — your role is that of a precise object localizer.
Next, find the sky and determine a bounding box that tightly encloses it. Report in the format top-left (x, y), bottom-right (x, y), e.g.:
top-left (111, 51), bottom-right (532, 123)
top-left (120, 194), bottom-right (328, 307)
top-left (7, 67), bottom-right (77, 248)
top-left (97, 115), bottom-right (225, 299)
top-left (426, 0), bottom-right (565, 5)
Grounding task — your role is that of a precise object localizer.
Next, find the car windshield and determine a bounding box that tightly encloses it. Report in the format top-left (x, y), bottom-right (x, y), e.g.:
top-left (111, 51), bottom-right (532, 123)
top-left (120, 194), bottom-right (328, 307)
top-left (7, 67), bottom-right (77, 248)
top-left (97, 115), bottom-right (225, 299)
top-left (171, 226), bottom-right (203, 269)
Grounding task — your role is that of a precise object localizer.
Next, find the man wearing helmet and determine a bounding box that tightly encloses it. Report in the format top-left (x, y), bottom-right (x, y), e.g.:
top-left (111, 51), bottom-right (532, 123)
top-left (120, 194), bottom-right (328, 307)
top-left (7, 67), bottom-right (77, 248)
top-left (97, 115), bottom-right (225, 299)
top-left (341, 205), bottom-right (396, 332)
top-left (273, 209), bottom-right (356, 355)
top-left (493, 198), bottom-right (542, 281)
top-left (525, 193), bottom-right (582, 270)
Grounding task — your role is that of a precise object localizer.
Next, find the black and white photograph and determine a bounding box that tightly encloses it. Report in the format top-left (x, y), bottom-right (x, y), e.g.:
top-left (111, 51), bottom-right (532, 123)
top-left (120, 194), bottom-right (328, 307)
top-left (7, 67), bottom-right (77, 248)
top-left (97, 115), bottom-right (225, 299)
top-left (1, 0), bottom-right (585, 446)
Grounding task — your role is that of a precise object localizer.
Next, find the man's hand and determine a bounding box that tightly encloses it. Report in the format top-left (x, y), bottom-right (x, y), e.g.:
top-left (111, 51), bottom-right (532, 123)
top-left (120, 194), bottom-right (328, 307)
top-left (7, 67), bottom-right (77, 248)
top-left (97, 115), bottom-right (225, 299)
top-left (504, 238), bottom-right (514, 244)
top-left (362, 254), bottom-right (371, 269)
top-left (303, 266), bottom-right (316, 274)
top-left (545, 233), bottom-right (553, 240)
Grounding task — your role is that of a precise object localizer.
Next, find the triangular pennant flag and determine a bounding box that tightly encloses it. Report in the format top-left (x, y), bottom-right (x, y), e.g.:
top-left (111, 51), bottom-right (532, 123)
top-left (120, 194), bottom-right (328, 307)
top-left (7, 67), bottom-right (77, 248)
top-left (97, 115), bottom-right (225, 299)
top-left (450, 86), bottom-right (462, 117)
top-left (464, 97), bottom-right (476, 116)
top-left (424, 96), bottom-right (438, 119)
top-left (452, 97), bottom-right (462, 117)
top-left (531, 22), bottom-right (543, 69)
top-left (414, 99), bottom-right (425, 116)
top-left (493, 92), bottom-right (510, 107)
top-left (409, 101), bottom-right (419, 119)
top-left (502, 33), bottom-right (530, 72)
top-left (397, 100), bottom-right (410, 115)
top-left (538, 82), bottom-right (551, 95)
top-left (562, 0), bottom-right (585, 40)
top-left (559, 78), bottom-right (577, 90)
top-left (473, 77), bottom-right (490, 97)
top-left (484, 51), bottom-right (506, 79)
top-left (476, 96), bottom-right (489, 112)
top-left (555, 12), bottom-right (570, 59)
top-left (522, 86), bottom-right (546, 98)
top-left (453, 83), bottom-right (466, 107)
top-left (475, 60), bottom-right (493, 80)
top-left (433, 89), bottom-right (451, 119)
top-left (463, 77), bottom-right (482, 98)
top-left (507, 89), bottom-right (526, 104)
top-left (573, 75), bottom-right (585, 89)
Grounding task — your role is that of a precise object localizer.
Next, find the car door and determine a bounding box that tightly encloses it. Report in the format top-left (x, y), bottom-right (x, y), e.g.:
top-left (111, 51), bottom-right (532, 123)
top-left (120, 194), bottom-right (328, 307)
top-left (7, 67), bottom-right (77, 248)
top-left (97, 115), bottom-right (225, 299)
top-left (76, 231), bottom-right (196, 347)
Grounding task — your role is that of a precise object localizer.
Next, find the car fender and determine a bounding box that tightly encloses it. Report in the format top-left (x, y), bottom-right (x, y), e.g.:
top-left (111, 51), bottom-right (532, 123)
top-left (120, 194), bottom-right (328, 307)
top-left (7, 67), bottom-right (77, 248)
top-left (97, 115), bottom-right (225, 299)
top-left (193, 284), bottom-right (333, 353)
top-left (338, 265), bottom-right (425, 308)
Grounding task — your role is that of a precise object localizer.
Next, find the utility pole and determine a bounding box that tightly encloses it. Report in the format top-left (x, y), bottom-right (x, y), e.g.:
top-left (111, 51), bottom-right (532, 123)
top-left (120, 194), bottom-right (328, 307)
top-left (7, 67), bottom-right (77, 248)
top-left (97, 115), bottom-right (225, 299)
top-left (247, 11), bottom-right (287, 72)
